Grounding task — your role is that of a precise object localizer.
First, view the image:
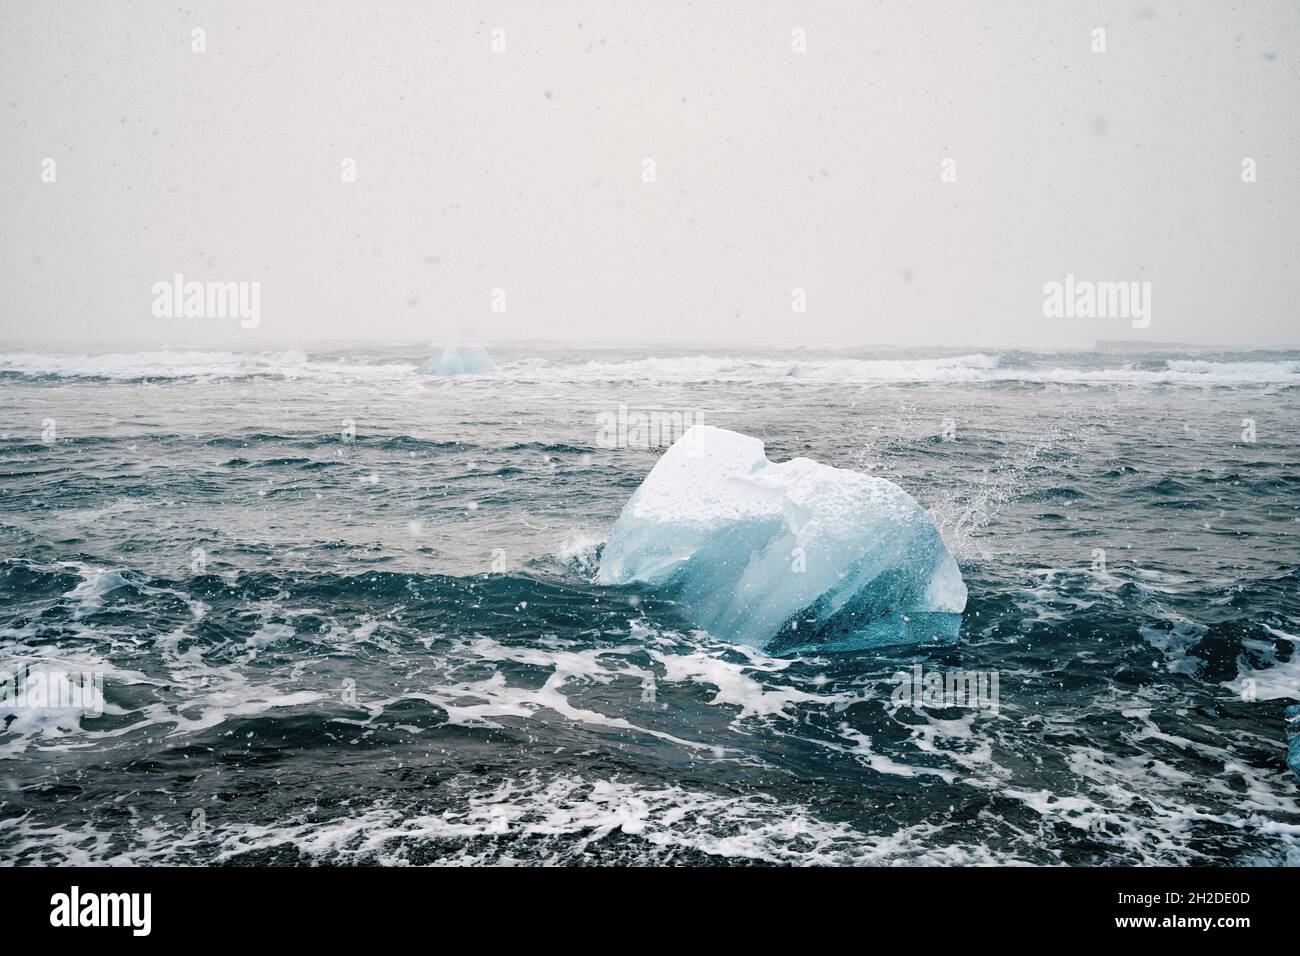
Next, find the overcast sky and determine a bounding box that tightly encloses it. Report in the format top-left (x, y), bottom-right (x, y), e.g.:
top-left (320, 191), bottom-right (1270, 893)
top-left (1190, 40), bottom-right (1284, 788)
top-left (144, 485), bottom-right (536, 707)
top-left (1, 1), bottom-right (1297, 349)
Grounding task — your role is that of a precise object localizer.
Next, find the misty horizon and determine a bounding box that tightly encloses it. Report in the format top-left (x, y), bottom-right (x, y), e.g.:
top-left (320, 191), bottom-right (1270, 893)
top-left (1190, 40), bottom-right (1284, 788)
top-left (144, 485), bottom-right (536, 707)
top-left (3, 2), bottom-right (1298, 351)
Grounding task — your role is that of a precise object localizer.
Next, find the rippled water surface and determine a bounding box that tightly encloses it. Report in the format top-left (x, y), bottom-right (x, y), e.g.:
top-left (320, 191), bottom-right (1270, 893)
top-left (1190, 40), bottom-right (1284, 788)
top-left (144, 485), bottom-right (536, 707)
top-left (1, 345), bottom-right (1297, 865)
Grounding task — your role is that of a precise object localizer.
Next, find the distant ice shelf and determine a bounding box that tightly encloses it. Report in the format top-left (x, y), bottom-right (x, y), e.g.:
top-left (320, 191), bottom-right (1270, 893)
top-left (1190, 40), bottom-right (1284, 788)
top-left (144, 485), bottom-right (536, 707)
top-left (597, 424), bottom-right (966, 654)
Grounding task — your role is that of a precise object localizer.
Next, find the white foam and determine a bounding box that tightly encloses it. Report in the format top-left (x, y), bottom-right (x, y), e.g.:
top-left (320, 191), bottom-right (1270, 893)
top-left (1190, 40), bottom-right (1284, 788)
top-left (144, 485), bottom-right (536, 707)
top-left (1223, 625), bottom-right (1300, 702)
top-left (64, 566), bottom-right (131, 613)
top-left (3, 349), bottom-right (1296, 387)
top-left (649, 649), bottom-right (828, 719)
top-left (554, 529), bottom-right (604, 579)
top-left (60, 562), bottom-right (208, 622)
top-left (499, 353), bottom-right (1300, 387)
top-left (0, 349), bottom-right (311, 381)
top-left (191, 774), bottom-right (1017, 866)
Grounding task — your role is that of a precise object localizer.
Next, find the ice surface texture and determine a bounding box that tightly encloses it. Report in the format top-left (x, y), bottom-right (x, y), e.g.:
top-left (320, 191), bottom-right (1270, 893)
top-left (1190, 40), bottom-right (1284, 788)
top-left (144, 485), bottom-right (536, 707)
top-left (1287, 705), bottom-right (1300, 782)
top-left (417, 344), bottom-right (496, 376)
top-left (597, 425), bottom-right (967, 653)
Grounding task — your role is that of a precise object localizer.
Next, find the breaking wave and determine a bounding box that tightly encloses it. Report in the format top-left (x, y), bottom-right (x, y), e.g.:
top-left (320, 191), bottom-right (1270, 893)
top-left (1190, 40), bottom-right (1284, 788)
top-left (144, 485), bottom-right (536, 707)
top-left (2, 348), bottom-right (1298, 387)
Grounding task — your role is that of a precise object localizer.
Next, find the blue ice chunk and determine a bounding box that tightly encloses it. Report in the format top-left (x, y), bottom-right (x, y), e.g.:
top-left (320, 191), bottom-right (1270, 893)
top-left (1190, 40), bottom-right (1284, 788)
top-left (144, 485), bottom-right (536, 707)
top-left (417, 344), bottom-right (496, 377)
top-left (597, 425), bottom-right (967, 653)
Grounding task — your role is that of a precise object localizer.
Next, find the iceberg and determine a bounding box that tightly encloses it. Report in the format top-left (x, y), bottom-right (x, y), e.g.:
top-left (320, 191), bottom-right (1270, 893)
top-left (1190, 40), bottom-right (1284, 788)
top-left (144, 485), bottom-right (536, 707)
top-left (417, 344), bottom-right (496, 377)
top-left (597, 425), bottom-right (966, 653)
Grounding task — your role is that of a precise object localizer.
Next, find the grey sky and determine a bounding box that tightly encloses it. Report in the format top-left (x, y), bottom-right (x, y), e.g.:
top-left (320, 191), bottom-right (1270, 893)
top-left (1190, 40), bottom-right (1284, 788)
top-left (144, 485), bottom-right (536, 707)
top-left (1, 1), bottom-right (1297, 349)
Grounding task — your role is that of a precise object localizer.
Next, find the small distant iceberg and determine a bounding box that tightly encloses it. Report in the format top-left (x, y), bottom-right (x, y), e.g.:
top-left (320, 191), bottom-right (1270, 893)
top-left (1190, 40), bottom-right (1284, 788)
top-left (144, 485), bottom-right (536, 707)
top-left (417, 344), bottom-right (496, 377)
top-left (597, 425), bottom-right (966, 654)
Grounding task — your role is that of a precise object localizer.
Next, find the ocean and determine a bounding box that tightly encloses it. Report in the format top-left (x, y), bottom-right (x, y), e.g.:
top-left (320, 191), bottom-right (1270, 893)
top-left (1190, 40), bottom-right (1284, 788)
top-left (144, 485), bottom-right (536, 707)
top-left (1, 344), bottom-right (1297, 865)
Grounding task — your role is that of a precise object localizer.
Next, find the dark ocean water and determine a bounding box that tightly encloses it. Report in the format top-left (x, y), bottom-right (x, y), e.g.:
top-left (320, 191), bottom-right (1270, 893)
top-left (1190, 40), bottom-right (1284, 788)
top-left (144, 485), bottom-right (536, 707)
top-left (1, 344), bottom-right (1297, 865)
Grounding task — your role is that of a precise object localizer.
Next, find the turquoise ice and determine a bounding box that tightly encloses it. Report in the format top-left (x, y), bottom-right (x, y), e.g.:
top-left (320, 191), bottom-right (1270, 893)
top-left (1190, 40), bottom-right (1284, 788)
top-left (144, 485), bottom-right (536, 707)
top-left (598, 425), bottom-right (966, 653)
top-left (417, 344), bottom-right (496, 376)
top-left (1287, 705), bottom-right (1300, 782)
